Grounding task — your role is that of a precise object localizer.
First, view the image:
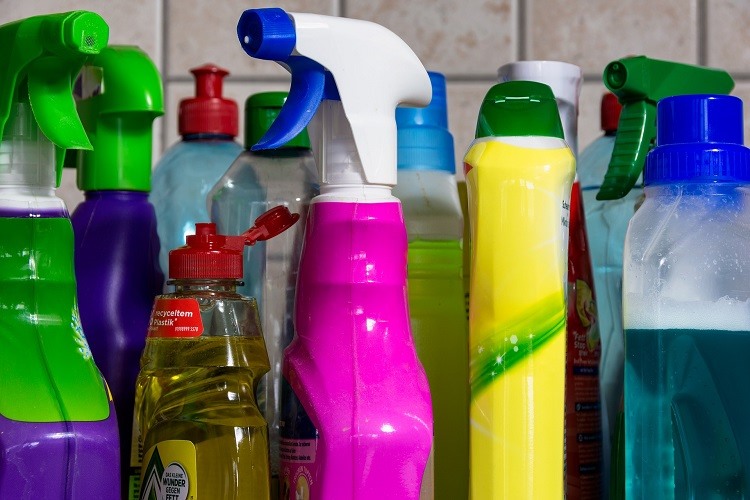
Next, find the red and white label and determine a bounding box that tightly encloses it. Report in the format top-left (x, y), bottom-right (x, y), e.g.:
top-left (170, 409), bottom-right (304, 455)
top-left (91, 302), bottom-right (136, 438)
top-left (148, 298), bottom-right (203, 338)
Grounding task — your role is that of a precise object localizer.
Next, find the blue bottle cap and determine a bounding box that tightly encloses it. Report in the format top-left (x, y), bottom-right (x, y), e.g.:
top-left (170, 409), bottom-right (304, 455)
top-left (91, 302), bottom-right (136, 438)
top-left (396, 71), bottom-right (455, 173)
top-left (645, 94), bottom-right (750, 185)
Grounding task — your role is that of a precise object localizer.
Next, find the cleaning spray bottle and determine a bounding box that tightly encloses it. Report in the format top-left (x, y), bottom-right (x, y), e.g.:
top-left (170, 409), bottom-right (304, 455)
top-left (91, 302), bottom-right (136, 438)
top-left (0, 12), bottom-right (120, 499)
top-left (593, 56), bottom-right (734, 498)
top-left (136, 207), bottom-right (299, 499)
top-left (236, 8), bottom-right (434, 498)
top-left (151, 64), bottom-right (241, 278)
top-left (68, 45), bottom-right (164, 499)
top-left (624, 93), bottom-right (750, 498)
top-left (208, 91), bottom-right (316, 497)
top-left (391, 70), bottom-right (467, 500)
top-left (464, 81), bottom-right (575, 499)
top-left (499, 61), bottom-right (603, 499)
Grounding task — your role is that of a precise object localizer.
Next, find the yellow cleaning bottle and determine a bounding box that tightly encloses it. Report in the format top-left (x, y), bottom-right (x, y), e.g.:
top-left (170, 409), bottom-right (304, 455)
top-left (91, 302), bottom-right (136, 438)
top-left (465, 81), bottom-right (575, 499)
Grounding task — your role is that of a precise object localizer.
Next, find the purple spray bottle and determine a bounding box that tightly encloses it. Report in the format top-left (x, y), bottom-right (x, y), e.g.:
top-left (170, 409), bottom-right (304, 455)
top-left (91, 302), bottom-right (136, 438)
top-left (69, 45), bottom-right (164, 498)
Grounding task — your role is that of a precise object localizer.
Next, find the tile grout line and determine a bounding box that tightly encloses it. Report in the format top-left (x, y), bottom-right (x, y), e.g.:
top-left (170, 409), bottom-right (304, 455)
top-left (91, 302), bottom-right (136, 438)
top-left (517, 0), bottom-right (527, 61)
top-left (698, 0), bottom-right (707, 66)
top-left (338, 0), bottom-right (346, 17)
top-left (160, 0), bottom-right (170, 154)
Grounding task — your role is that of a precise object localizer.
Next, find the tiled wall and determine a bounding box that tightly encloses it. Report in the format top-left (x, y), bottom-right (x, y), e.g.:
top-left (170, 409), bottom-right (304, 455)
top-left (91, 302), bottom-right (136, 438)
top-left (3, 0), bottom-right (750, 210)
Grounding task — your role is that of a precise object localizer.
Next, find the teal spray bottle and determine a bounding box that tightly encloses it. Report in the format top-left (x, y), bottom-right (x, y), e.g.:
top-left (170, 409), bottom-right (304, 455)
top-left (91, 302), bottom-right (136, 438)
top-left (591, 55), bottom-right (734, 498)
top-left (0, 11), bottom-right (120, 499)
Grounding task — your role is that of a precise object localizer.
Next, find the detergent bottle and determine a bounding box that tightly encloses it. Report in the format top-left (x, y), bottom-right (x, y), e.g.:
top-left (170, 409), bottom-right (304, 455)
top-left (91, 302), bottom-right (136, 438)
top-left (151, 64), bottom-right (241, 278)
top-left (464, 81), bottom-right (575, 499)
top-left (592, 57), bottom-right (734, 497)
top-left (237, 8), bottom-right (434, 499)
top-left (208, 91), bottom-right (316, 497)
top-left (0, 12), bottom-right (120, 499)
top-left (391, 70), bottom-right (467, 500)
top-left (136, 206), bottom-right (299, 499)
top-left (499, 60), bottom-right (603, 499)
top-left (68, 45), bottom-right (164, 499)
top-left (624, 94), bottom-right (750, 498)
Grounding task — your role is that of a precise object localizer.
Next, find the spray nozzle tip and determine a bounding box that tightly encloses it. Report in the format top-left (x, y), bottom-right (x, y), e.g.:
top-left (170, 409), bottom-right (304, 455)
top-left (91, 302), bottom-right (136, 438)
top-left (237, 8), bottom-right (295, 61)
top-left (605, 61), bottom-right (627, 90)
top-left (58, 11), bottom-right (108, 55)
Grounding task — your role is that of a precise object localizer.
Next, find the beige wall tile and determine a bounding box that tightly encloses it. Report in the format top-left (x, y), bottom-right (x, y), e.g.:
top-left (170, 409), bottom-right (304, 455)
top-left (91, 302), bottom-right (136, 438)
top-left (163, 80), bottom-right (292, 152)
top-left (166, 0), bottom-right (337, 79)
top-left (707, 0), bottom-right (750, 72)
top-left (346, 0), bottom-right (516, 77)
top-left (446, 81), bottom-right (494, 179)
top-left (527, 0), bottom-right (699, 75)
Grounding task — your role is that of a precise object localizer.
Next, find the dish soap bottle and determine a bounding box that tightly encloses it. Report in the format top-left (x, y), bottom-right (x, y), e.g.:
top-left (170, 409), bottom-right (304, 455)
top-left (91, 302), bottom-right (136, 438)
top-left (0, 11), bottom-right (120, 499)
top-left (237, 8), bottom-right (434, 498)
top-left (151, 64), bottom-right (241, 278)
top-left (208, 91), bottom-right (316, 497)
top-left (465, 81), bottom-right (575, 499)
top-left (136, 207), bottom-right (299, 499)
top-left (68, 45), bottom-right (164, 499)
top-left (392, 70), bottom-right (467, 500)
top-left (624, 94), bottom-right (750, 498)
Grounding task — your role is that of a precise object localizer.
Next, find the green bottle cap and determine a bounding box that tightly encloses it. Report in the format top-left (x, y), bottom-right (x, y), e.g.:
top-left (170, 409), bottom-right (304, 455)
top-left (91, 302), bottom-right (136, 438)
top-left (244, 91), bottom-right (310, 150)
top-left (597, 55), bottom-right (734, 200)
top-left (0, 11), bottom-right (109, 186)
top-left (475, 81), bottom-right (564, 140)
top-left (74, 45), bottom-right (164, 191)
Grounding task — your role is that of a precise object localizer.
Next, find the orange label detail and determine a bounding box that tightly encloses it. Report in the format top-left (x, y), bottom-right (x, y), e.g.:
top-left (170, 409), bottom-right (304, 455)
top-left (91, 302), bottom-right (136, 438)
top-left (148, 298), bottom-right (204, 338)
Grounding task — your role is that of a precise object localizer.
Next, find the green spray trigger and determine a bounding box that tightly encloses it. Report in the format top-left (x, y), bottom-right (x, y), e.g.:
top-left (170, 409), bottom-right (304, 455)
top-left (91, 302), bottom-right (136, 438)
top-left (73, 45), bottom-right (164, 192)
top-left (596, 56), bottom-right (734, 200)
top-left (0, 11), bottom-right (109, 186)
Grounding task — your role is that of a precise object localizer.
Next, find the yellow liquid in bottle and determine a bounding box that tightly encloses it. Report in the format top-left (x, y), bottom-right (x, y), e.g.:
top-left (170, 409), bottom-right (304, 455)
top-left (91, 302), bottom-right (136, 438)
top-left (136, 335), bottom-right (271, 499)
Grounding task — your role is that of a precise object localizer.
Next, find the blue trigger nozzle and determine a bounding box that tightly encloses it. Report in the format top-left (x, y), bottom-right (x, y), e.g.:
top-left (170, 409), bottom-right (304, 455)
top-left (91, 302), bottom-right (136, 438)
top-left (237, 8), bottom-right (295, 61)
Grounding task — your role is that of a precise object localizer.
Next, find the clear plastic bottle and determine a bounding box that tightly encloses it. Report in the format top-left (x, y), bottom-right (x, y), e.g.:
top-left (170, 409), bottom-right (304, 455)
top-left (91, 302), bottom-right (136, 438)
top-left (208, 92), bottom-right (316, 495)
top-left (392, 71), bottom-right (467, 500)
top-left (151, 64), bottom-right (242, 278)
top-left (578, 93), bottom-right (633, 492)
top-left (624, 94), bottom-right (750, 498)
top-left (136, 208), bottom-right (299, 499)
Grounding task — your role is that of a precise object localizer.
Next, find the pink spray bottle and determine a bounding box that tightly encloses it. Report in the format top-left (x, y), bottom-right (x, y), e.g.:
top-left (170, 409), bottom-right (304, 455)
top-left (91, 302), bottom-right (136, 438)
top-left (237, 8), bottom-right (434, 499)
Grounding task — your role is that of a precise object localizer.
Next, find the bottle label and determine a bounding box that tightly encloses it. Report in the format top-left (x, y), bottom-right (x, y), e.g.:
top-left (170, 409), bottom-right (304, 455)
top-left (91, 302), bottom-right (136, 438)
top-left (140, 440), bottom-right (197, 500)
top-left (279, 378), bottom-right (318, 500)
top-left (128, 408), bottom-right (144, 500)
top-left (148, 298), bottom-right (203, 338)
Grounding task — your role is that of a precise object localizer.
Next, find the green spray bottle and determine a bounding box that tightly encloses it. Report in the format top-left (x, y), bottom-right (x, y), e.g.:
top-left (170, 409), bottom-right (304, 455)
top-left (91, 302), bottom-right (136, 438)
top-left (591, 56), bottom-right (734, 500)
top-left (0, 11), bottom-right (120, 500)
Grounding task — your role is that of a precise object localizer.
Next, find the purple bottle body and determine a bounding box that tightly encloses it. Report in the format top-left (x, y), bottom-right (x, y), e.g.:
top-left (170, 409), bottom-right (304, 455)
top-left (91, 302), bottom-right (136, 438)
top-left (71, 190), bottom-right (164, 497)
top-left (284, 200), bottom-right (433, 499)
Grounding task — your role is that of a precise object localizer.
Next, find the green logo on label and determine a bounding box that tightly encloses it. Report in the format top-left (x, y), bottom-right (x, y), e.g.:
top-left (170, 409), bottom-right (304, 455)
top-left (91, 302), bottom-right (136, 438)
top-left (139, 446), bottom-right (190, 500)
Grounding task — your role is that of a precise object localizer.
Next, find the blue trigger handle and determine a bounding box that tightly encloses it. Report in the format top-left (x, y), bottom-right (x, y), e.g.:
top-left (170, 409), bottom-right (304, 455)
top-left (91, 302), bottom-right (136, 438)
top-left (238, 8), bottom-right (341, 151)
top-left (237, 8), bottom-right (295, 60)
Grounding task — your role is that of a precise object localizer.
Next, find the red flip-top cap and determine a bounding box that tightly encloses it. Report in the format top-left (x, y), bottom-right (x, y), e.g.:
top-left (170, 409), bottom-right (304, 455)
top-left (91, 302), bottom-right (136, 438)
top-left (169, 207), bottom-right (300, 280)
top-left (601, 93), bottom-right (622, 133)
top-left (178, 64), bottom-right (239, 137)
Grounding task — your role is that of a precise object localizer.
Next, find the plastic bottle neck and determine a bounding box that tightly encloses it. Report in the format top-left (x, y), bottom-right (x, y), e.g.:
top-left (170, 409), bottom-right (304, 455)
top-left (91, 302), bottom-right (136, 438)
top-left (83, 190), bottom-right (149, 202)
top-left (182, 133), bottom-right (235, 142)
top-left (170, 278), bottom-right (242, 294)
top-left (315, 184), bottom-right (397, 203)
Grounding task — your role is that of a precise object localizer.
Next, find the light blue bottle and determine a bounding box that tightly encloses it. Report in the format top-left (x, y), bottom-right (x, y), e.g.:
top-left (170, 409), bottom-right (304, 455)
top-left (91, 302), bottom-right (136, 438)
top-left (578, 93), bottom-right (639, 490)
top-left (624, 94), bottom-right (750, 498)
top-left (150, 64), bottom-right (242, 277)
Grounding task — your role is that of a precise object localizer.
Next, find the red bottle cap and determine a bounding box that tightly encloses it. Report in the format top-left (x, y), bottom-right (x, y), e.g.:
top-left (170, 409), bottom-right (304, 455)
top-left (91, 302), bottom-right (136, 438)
top-left (169, 206), bottom-right (300, 279)
top-left (178, 64), bottom-right (239, 137)
top-left (601, 93), bottom-right (622, 133)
